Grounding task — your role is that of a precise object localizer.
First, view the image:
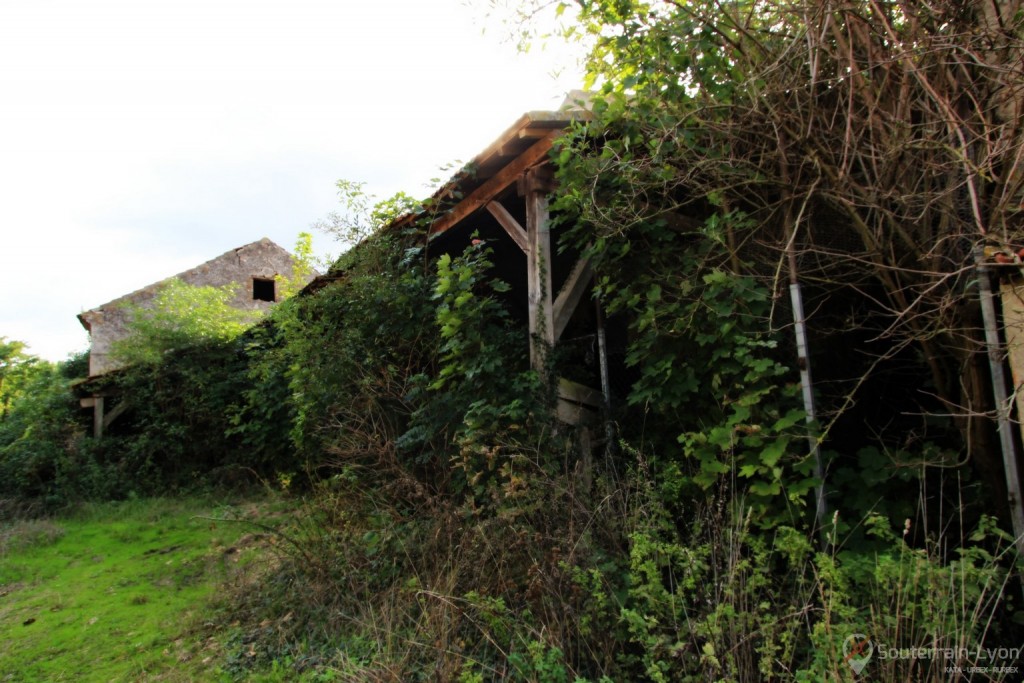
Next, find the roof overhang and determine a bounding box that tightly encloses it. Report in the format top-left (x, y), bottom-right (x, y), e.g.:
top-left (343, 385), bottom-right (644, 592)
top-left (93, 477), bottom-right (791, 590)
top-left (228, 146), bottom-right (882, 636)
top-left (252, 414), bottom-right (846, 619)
top-left (395, 109), bottom-right (591, 237)
top-left (299, 107), bottom-right (592, 296)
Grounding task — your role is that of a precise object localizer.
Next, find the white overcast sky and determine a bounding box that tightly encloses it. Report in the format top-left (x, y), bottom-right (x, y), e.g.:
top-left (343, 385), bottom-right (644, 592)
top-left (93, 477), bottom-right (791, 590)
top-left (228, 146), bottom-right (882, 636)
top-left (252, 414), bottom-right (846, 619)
top-left (0, 0), bottom-right (584, 361)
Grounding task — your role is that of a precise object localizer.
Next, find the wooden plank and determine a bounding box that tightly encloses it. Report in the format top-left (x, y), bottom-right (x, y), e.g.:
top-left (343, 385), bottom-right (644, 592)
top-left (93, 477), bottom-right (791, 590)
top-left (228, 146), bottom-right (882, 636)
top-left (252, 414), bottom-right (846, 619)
top-left (556, 397), bottom-right (598, 426)
top-left (557, 377), bottom-right (603, 408)
top-left (485, 201), bottom-right (529, 253)
top-left (552, 258), bottom-right (593, 341)
top-left (428, 132), bottom-right (558, 237)
top-left (525, 166), bottom-right (555, 370)
top-left (80, 397), bottom-right (97, 408)
top-left (1001, 278), bottom-right (1024, 447)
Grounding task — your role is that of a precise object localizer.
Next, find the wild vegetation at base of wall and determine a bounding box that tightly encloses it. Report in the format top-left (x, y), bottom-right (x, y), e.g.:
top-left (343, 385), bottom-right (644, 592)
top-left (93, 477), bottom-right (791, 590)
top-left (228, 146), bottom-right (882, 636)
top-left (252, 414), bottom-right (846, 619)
top-left (213, 218), bottom-right (1020, 681)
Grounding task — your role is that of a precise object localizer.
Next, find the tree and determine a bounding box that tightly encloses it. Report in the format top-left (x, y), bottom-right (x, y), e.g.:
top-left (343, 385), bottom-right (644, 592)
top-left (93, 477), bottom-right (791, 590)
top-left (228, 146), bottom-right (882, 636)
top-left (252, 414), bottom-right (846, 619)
top-left (0, 337), bottom-right (40, 418)
top-left (275, 232), bottom-right (317, 299)
top-left (313, 179), bottom-right (422, 252)
top-left (0, 341), bottom-right (81, 500)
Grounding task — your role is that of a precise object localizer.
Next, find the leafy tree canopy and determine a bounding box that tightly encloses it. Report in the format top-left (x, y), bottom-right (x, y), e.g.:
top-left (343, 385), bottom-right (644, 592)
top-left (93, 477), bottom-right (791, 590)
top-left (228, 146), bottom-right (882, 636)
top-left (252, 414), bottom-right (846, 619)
top-left (0, 337), bottom-right (42, 417)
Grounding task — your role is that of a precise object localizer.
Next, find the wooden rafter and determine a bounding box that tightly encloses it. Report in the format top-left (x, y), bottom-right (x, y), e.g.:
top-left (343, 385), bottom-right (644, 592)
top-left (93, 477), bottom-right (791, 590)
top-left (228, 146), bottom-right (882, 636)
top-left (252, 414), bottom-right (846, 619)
top-left (485, 201), bottom-right (528, 253)
top-left (428, 131), bottom-right (559, 237)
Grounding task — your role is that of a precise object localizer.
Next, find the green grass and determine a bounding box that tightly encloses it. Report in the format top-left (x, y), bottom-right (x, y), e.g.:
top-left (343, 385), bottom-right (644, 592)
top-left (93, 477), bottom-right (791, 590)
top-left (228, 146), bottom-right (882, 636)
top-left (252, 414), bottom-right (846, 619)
top-left (0, 496), bottom-right (285, 682)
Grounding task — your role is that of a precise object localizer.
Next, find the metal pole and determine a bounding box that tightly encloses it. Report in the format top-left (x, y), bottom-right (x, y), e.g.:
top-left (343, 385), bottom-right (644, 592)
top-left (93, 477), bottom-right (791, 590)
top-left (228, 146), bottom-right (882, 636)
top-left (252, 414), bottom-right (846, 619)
top-left (782, 196), bottom-right (827, 532)
top-left (789, 278), bottom-right (828, 530)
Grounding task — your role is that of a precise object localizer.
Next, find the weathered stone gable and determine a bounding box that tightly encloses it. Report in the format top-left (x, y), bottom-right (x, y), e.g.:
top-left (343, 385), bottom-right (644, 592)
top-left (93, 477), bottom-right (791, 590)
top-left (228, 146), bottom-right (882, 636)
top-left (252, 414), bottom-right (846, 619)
top-left (79, 238), bottom-right (309, 376)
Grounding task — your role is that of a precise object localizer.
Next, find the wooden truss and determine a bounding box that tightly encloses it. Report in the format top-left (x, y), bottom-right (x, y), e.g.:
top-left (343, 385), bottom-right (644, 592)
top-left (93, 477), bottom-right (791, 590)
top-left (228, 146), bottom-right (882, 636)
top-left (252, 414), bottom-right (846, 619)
top-left (424, 111), bottom-right (605, 426)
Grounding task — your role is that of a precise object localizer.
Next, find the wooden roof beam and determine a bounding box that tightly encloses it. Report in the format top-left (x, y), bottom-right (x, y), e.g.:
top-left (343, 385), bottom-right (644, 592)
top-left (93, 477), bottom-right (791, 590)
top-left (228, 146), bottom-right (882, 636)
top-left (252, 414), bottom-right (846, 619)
top-left (428, 131), bottom-right (559, 237)
top-left (519, 127), bottom-right (553, 139)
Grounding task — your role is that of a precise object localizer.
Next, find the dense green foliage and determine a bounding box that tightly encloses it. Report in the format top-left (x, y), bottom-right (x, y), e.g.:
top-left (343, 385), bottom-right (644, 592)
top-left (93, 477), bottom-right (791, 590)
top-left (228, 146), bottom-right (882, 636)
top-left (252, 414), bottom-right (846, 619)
top-left (0, 338), bottom-right (258, 504)
top-left (214, 189), bottom-right (1016, 680)
top-left (0, 345), bottom-right (81, 502)
top-left (274, 231), bottom-right (317, 299)
top-left (3, 1), bottom-right (1024, 678)
top-left (0, 338), bottom-right (36, 418)
top-left (545, 0), bottom-right (1024, 524)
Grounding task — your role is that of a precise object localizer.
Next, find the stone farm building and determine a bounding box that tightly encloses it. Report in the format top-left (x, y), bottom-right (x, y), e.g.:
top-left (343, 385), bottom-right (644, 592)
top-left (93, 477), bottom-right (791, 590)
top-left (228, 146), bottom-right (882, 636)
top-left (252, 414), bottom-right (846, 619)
top-left (78, 237), bottom-right (307, 378)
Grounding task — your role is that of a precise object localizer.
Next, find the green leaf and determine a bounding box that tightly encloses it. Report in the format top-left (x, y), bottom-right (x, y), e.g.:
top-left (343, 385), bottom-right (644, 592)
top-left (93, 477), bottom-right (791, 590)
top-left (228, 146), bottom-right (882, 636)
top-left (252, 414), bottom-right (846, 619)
top-left (761, 438), bottom-right (787, 468)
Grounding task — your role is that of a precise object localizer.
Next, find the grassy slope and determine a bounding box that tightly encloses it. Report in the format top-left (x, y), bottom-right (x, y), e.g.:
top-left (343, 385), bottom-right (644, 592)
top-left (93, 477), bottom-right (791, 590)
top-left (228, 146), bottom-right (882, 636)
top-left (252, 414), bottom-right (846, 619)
top-left (0, 497), bottom-right (282, 682)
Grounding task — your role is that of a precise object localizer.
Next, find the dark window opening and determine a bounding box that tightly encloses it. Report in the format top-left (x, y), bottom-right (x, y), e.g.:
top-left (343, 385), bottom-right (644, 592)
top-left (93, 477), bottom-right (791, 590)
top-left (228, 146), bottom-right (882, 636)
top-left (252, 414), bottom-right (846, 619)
top-left (253, 278), bottom-right (276, 302)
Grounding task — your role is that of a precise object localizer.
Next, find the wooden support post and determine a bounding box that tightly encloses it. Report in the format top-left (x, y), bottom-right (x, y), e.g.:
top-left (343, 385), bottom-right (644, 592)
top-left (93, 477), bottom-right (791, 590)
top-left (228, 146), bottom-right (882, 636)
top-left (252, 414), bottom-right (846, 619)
top-left (595, 299), bottom-right (612, 413)
top-left (577, 427), bottom-right (594, 492)
top-left (93, 396), bottom-right (105, 439)
top-left (522, 166), bottom-right (555, 371)
top-left (596, 298), bottom-right (618, 457)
